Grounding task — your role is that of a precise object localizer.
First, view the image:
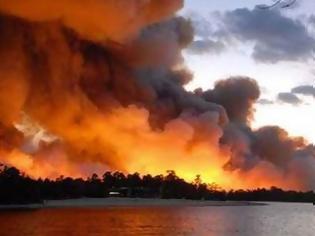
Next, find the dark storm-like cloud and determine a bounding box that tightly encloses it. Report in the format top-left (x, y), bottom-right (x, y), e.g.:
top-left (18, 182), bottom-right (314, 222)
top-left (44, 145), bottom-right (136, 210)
top-left (220, 8), bottom-right (315, 63)
top-left (277, 92), bottom-right (302, 105)
top-left (309, 15), bottom-right (315, 25)
top-left (185, 11), bottom-right (215, 38)
top-left (187, 39), bottom-right (225, 54)
top-left (185, 12), bottom-right (226, 55)
top-left (291, 85), bottom-right (315, 97)
top-left (257, 98), bottom-right (274, 105)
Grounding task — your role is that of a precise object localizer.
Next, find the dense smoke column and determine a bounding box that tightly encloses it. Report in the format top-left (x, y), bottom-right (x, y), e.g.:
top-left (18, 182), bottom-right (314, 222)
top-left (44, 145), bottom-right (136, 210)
top-left (0, 1), bottom-right (314, 190)
top-left (0, 1), bottom-right (228, 175)
top-left (199, 77), bottom-right (315, 189)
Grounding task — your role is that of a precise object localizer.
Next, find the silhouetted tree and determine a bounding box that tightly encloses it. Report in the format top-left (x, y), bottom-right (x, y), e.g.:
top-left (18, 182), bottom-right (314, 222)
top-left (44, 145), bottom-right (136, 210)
top-left (0, 165), bottom-right (314, 204)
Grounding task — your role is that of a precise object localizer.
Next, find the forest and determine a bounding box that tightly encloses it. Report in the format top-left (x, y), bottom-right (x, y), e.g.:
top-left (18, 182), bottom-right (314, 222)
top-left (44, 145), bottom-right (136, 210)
top-left (0, 165), bottom-right (314, 204)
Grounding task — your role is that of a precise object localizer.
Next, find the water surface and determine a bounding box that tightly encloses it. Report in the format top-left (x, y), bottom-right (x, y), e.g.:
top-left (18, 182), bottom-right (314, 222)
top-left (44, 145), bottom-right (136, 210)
top-left (0, 202), bottom-right (314, 236)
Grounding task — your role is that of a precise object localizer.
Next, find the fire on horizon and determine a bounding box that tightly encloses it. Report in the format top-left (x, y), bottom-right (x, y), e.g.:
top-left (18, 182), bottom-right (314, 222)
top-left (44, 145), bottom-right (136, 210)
top-left (0, 0), bottom-right (314, 191)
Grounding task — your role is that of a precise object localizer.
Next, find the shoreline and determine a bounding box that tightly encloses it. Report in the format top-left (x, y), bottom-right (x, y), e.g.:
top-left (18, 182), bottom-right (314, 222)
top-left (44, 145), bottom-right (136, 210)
top-left (0, 197), bottom-right (267, 210)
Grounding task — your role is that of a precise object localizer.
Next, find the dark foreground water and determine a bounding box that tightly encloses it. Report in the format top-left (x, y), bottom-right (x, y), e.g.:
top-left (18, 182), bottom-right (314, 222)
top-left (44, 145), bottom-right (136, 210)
top-left (0, 202), bottom-right (314, 236)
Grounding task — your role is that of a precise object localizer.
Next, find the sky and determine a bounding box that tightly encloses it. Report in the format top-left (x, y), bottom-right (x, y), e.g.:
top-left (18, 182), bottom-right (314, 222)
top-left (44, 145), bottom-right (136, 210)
top-left (182, 0), bottom-right (315, 142)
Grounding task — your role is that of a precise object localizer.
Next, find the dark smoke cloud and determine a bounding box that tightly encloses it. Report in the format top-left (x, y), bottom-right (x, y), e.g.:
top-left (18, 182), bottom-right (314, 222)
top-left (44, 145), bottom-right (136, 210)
top-left (184, 7), bottom-right (315, 63)
top-left (223, 124), bottom-right (315, 189)
top-left (0, 1), bottom-right (230, 174)
top-left (252, 126), bottom-right (305, 168)
top-left (291, 85), bottom-right (315, 97)
top-left (257, 98), bottom-right (274, 105)
top-left (119, 16), bottom-right (194, 68)
top-left (219, 8), bottom-right (315, 63)
top-left (202, 77), bottom-right (260, 124)
top-left (0, 1), bottom-right (314, 190)
top-left (187, 39), bottom-right (225, 55)
top-left (184, 12), bottom-right (226, 56)
top-left (277, 92), bottom-right (302, 105)
top-left (186, 12), bottom-right (213, 39)
top-left (222, 123), bottom-right (259, 172)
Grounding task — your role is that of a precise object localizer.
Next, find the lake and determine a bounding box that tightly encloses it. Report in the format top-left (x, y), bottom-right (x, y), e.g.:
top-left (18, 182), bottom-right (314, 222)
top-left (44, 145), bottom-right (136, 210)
top-left (0, 202), bottom-right (314, 236)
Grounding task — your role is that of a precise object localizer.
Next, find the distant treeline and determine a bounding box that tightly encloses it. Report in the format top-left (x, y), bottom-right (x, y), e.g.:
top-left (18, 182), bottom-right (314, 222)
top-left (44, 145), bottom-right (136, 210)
top-left (0, 165), bottom-right (314, 204)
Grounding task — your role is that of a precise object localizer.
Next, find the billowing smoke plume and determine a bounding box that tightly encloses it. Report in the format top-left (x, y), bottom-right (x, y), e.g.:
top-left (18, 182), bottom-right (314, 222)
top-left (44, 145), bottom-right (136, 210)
top-left (202, 77), bottom-right (260, 124)
top-left (0, 0), bottom-right (314, 190)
